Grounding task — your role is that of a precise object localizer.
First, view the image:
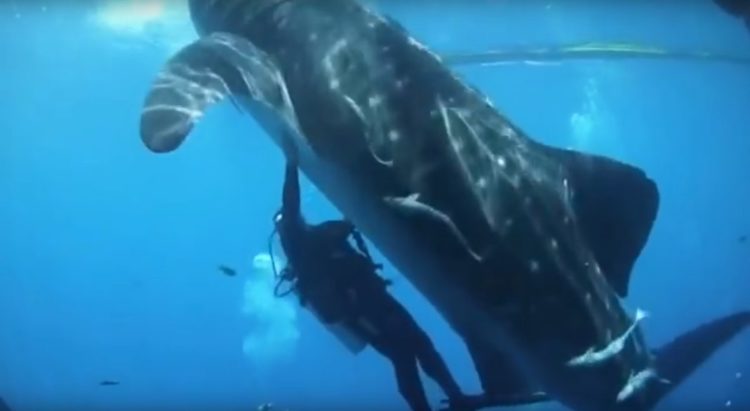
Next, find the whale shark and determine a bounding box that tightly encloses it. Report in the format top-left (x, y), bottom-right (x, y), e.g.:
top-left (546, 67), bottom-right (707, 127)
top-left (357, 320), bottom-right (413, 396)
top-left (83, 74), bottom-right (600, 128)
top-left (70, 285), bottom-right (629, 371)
top-left (138, 1), bottom-right (750, 410)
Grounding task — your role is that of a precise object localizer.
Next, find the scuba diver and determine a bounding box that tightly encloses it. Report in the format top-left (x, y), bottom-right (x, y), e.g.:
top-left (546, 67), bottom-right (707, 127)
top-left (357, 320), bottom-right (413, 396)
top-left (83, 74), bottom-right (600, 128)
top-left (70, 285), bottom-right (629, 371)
top-left (270, 139), bottom-right (471, 411)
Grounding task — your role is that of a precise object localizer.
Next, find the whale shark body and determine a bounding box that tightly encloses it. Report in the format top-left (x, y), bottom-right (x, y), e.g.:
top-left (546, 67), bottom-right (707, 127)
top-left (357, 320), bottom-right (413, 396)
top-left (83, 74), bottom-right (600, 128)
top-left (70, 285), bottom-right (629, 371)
top-left (139, 1), bottom-right (750, 410)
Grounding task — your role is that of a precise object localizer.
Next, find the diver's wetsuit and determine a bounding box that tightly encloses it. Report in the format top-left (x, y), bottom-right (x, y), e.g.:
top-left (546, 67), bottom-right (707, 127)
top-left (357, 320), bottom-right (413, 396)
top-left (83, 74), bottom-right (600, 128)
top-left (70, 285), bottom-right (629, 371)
top-left (276, 162), bottom-right (467, 411)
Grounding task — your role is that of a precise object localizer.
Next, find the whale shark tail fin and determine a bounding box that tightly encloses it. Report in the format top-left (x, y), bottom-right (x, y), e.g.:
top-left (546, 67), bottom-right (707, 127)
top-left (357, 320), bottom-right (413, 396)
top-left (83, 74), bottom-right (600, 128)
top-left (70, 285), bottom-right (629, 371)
top-left (635, 311), bottom-right (750, 410)
top-left (0, 396), bottom-right (12, 411)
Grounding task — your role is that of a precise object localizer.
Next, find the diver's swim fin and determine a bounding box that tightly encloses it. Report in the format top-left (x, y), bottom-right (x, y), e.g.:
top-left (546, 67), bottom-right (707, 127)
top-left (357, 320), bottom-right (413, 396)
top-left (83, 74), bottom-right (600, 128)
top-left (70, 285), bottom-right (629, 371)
top-left (448, 337), bottom-right (551, 411)
top-left (439, 392), bottom-right (550, 411)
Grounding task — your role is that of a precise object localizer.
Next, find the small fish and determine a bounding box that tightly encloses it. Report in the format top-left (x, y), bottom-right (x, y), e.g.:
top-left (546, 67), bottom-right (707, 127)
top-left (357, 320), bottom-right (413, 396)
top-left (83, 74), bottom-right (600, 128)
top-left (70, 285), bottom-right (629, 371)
top-left (568, 308), bottom-right (649, 367)
top-left (99, 380), bottom-right (119, 386)
top-left (257, 402), bottom-right (289, 411)
top-left (218, 265), bottom-right (238, 277)
top-left (616, 368), bottom-right (670, 403)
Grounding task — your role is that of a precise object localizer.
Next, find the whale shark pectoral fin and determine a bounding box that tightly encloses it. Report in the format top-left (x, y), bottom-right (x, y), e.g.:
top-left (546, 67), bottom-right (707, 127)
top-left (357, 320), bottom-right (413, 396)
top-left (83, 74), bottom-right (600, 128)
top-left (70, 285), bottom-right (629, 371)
top-left (463, 337), bottom-right (550, 408)
top-left (140, 37), bottom-right (236, 153)
top-left (140, 32), bottom-right (284, 153)
top-left (544, 146), bottom-right (659, 297)
top-left (639, 311), bottom-right (750, 410)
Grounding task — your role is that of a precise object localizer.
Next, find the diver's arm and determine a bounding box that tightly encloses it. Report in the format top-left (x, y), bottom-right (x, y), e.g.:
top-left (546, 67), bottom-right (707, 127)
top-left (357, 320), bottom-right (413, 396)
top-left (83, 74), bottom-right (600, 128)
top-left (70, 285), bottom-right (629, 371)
top-left (282, 161), bottom-right (301, 219)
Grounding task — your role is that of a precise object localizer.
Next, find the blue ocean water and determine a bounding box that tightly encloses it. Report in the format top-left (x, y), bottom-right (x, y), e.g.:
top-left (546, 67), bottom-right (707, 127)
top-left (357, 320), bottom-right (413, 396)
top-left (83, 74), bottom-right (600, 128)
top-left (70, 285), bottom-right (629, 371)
top-left (1, 1), bottom-right (749, 410)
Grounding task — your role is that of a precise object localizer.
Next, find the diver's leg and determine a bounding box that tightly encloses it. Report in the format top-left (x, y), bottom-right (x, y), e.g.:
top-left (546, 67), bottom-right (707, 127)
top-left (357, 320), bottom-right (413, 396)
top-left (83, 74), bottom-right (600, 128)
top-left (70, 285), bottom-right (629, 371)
top-left (390, 353), bottom-right (432, 411)
top-left (393, 305), bottom-right (465, 400)
top-left (414, 329), bottom-right (464, 399)
top-left (365, 325), bottom-right (432, 411)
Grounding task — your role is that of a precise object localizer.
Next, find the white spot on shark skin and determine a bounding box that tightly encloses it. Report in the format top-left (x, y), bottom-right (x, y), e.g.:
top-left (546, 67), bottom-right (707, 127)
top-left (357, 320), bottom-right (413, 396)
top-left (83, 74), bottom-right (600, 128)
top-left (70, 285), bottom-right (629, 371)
top-left (496, 155), bottom-right (507, 168)
top-left (368, 94), bottom-right (383, 108)
top-left (395, 78), bottom-right (407, 91)
top-left (500, 124), bottom-right (516, 139)
top-left (388, 130), bottom-right (400, 142)
top-left (308, 32), bottom-right (318, 43)
top-left (329, 79), bottom-right (340, 90)
top-left (476, 177), bottom-right (488, 189)
top-left (568, 308), bottom-right (650, 367)
top-left (549, 238), bottom-right (559, 250)
top-left (616, 368), bottom-right (671, 403)
top-left (529, 260), bottom-right (541, 273)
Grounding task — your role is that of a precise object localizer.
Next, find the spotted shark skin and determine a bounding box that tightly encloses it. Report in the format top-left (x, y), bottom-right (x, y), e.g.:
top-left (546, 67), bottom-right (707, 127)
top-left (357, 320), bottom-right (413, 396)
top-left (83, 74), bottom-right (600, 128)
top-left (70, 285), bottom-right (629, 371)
top-left (139, 1), bottom-right (750, 410)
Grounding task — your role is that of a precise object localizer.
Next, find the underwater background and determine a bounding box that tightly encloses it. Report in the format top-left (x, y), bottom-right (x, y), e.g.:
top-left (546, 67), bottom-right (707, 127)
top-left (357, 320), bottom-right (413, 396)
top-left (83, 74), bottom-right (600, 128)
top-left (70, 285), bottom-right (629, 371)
top-left (1, 1), bottom-right (749, 410)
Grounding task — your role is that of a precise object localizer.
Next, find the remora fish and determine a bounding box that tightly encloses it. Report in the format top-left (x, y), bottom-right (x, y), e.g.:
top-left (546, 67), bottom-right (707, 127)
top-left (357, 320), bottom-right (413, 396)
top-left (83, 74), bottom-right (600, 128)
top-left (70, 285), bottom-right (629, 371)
top-left (138, 1), bottom-right (750, 410)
